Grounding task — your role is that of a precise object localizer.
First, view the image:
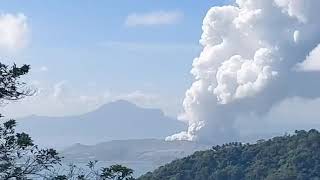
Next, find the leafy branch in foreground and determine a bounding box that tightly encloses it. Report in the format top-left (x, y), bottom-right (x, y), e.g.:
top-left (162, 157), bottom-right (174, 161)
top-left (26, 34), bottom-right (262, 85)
top-left (0, 119), bottom-right (135, 179)
top-left (0, 63), bottom-right (61, 179)
top-left (48, 161), bottom-right (134, 180)
top-left (0, 119), bottom-right (61, 179)
top-left (0, 63), bottom-right (34, 103)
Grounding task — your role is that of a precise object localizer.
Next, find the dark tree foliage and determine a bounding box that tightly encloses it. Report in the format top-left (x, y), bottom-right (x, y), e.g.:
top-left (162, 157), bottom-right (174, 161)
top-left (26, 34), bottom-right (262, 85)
top-left (48, 161), bottom-right (134, 180)
top-left (0, 63), bottom-right (34, 103)
top-left (100, 164), bottom-right (134, 180)
top-left (139, 130), bottom-right (320, 180)
top-left (0, 63), bottom-right (61, 179)
top-left (0, 119), bottom-right (61, 179)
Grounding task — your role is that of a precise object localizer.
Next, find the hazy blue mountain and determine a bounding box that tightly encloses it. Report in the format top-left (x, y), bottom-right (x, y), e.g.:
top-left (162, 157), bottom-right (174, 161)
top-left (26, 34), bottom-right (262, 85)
top-left (62, 139), bottom-right (210, 176)
top-left (16, 100), bottom-right (187, 147)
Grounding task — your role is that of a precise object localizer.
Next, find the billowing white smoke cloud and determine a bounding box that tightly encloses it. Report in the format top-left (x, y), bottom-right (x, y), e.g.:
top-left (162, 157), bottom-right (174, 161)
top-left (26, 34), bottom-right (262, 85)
top-left (296, 44), bottom-right (320, 71)
top-left (166, 0), bottom-right (320, 144)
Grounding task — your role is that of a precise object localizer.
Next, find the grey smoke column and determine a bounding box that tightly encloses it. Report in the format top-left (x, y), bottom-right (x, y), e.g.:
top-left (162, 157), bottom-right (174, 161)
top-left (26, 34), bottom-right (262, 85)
top-left (166, 0), bottom-right (320, 144)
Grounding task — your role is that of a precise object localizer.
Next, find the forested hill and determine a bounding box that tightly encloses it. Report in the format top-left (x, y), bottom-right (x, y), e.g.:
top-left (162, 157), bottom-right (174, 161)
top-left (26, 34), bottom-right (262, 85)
top-left (139, 129), bottom-right (320, 180)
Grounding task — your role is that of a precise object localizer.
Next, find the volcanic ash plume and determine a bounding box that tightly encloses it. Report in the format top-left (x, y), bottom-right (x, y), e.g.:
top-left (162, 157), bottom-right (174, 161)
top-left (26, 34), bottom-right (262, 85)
top-left (166, 0), bottom-right (320, 144)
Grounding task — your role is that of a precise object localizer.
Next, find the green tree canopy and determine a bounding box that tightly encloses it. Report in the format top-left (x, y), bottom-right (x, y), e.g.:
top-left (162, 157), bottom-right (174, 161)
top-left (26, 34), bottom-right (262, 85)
top-left (139, 130), bottom-right (320, 180)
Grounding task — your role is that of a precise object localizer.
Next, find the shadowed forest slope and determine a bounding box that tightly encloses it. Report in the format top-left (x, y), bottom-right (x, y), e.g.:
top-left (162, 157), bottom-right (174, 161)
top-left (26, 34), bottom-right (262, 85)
top-left (139, 129), bottom-right (320, 180)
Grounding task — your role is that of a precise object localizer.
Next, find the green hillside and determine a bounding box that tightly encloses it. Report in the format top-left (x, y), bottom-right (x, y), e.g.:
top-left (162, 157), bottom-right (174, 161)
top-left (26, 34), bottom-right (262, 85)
top-left (139, 130), bottom-right (320, 180)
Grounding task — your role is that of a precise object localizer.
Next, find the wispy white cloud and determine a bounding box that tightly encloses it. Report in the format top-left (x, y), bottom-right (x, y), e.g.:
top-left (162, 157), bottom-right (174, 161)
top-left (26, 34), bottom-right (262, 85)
top-left (125, 10), bottom-right (183, 27)
top-left (39, 66), bottom-right (49, 72)
top-left (0, 13), bottom-right (28, 51)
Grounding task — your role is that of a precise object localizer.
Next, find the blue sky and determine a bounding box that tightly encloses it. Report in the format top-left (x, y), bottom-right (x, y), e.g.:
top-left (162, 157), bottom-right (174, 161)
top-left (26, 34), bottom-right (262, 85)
top-left (0, 0), bottom-right (231, 117)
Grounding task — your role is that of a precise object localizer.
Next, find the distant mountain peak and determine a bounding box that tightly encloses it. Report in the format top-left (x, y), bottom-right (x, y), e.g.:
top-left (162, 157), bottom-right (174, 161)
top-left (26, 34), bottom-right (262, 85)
top-left (107, 99), bottom-right (137, 107)
top-left (90, 100), bottom-right (141, 115)
top-left (17, 99), bottom-right (186, 147)
top-left (93, 100), bottom-right (166, 116)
